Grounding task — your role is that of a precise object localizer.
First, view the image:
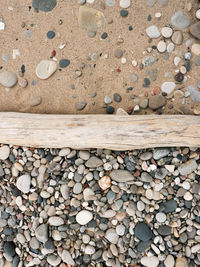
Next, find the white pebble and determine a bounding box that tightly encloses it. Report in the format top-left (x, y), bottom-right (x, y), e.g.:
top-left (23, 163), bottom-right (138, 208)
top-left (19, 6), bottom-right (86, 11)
top-left (196, 9), bottom-right (200, 19)
top-left (121, 57), bottom-right (126, 64)
top-left (167, 42), bottom-right (175, 53)
top-left (132, 60), bottom-right (138, 66)
top-left (157, 41), bottom-right (166, 53)
top-left (155, 12), bottom-right (162, 18)
top-left (161, 27), bottom-right (173, 38)
top-left (156, 212), bottom-right (167, 223)
top-left (182, 181), bottom-right (190, 190)
top-left (120, 0), bottom-right (131, 8)
top-left (0, 22), bottom-right (5, 30)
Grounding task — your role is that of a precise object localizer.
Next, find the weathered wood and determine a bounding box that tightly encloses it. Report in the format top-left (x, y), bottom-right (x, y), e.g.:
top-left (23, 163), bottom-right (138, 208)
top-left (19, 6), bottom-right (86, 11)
top-left (0, 113), bottom-right (199, 150)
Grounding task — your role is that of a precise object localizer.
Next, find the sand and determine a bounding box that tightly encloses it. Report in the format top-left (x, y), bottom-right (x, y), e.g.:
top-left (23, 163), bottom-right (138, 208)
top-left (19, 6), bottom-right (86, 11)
top-left (0, 0), bottom-right (199, 114)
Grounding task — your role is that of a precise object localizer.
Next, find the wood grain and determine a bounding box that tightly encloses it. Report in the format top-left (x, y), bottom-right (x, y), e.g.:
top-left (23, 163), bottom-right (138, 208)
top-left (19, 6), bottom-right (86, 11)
top-left (0, 113), bottom-right (199, 150)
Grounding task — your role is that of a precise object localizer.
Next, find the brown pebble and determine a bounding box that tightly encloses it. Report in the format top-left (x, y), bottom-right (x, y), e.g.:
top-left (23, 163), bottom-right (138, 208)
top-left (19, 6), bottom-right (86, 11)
top-left (18, 78), bottom-right (28, 88)
top-left (149, 95), bottom-right (166, 110)
top-left (30, 96), bottom-right (42, 107)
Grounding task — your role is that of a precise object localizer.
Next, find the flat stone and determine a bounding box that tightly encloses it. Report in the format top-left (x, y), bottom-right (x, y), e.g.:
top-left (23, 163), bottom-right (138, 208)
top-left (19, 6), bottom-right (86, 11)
top-left (164, 255), bottom-right (175, 267)
top-left (35, 224), bottom-right (48, 243)
top-left (175, 257), bottom-right (188, 267)
top-left (32, 0), bottom-right (57, 12)
top-left (135, 222), bottom-right (152, 241)
top-left (47, 255), bottom-right (61, 266)
top-left (187, 85), bottom-right (200, 103)
top-left (0, 145), bottom-right (10, 160)
top-left (0, 71), bottom-right (17, 87)
top-left (79, 6), bottom-right (105, 30)
top-left (61, 250), bottom-right (75, 265)
top-left (30, 96), bottom-right (42, 107)
top-left (73, 183), bottom-right (82, 194)
top-left (116, 224), bottom-right (125, 236)
top-left (75, 101), bottom-right (87, 110)
top-left (146, 25), bottom-right (160, 39)
top-left (178, 160), bottom-right (198, 175)
top-left (141, 256), bottom-right (159, 267)
top-left (157, 225), bottom-right (171, 236)
top-left (161, 82), bottom-right (176, 94)
top-left (3, 242), bottom-right (15, 257)
top-left (157, 41), bottom-right (166, 53)
top-left (171, 11), bottom-right (190, 29)
top-left (142, 56), bottom-right (156, 67)
top-left (153, 148), bottom-right (170, 160)
top-left (120, 0), bottom-right (130, 8)
top-left (140, 172), bottom-right (152, 183)
top-left (85, 156), bottom-right (103, 168)
top-left (191, 43), bottom-right (200, 56)
top-left (76, 210), bottom-right (93, 225)
top-left (172, 31), bottom-right (183, 45)
top-left (155, 168), bottom-right (168, 179)
top-left (105, 229), bottom-right (119, 244)
top-left (59, 59), bottom-right (70, 68)
top-left (60, 184), bottom-right (69, 199)
top-left (149, 95), bottom-right (166, 110)
top-left (16, 174), bottom-right (31, 193)
top-left (36, 60), bottom-right (57, 79)
top-left (48, 217), bottom-right (64, 226)
top-left (137, 240), bottom-right (152, 252)
top-left (114, 49), bottom-right (123, 58)
top-left (190, 22), bottom-right (200, 40)
top-left (29, 237), bottom-right (40, 249)
top-left (161, 27), bottom-right (173, 38)
top-left (156, 212), bottom-right (167, 223)
top-left (110, 169), bottom-right (134, 182)
top-left (159, 199), bottom-right (177, 213)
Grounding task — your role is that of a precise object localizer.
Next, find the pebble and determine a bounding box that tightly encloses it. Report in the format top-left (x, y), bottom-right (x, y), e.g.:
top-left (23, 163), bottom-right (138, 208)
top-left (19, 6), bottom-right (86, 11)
top-left (175, 257), bottom-right (188, 267)
top-left (156, 212), bottom-right (167, 223)
top-left (120, 10), bottom-right (128, 17)
top-left (32, 0), bottom-right (57, 12)
top-left (105, 229), bottom-right (119, 244)
top-left (149, 95), bottom-right (166, 110)
top-left (187, 85), bottom-right (200, 102)
top-left (30, 96), bottom-right (42, 107)
top-left (171, 11), bottom-right (190, 29)
top-left (141, 256), bottom-right (159, 267)
top-left (159, 199), bottom-right (177, 213)
top-left (47, 30), bottom-right (55, 39)
top-left (0, 71), bottom-right (17, 88)
top-left (190, 22), bottom-right (200, 40)
top-left (76, 210), bottom-right (93, 225)
top-left (104, 95), bottom-right (112, 104)
top-left (120, 0), bottom-right (130, 8)
top-left (85, 156), bottom-right (103, 168)
top-left (59, 59), bottom-right (70, 68)
top-left (36, 60), bottom-right (57, 79)
top-left (167, 42), bottom-right (175, 53)
top-left (79, 6), bottom-right (106, 30)
top-left (48, 216), bottom-right (64, 226)
top-left (157, 225), bottom-right (171, 236)
top-left (73, 182), bottom-right (82, 194)
top-left (18, 78), bottom-right (28, 88)
top-left (106, 106), bottom-right (115, 114)
top-left (161, 27), bottom-right (173, 38)
top-left (135, 222), bottom-right (152, 241)
top-left (137, 201), bottom-right (145, 211)
top-left (171, 31), bottom-right (183, 45)
top-left (113, 93), bottom-right (122, 102)
top-left (146, 25), bottom-right (160, 38)
top-left (161, 82), bottom-right (176, 94)
top-left (47, 255), bottom-right (61, 266)
top-left (178, 160), bottom-right (198, 175)
top-left (164, 255), bottom-right (175, 267)
top-left (116, 224), bottom-right (125, 236)
top-left (3, 242), bottom-right (15, 257)
top-left (76, 101), bottom-right (87, 110)
top-left (61, 250), bottom-right (75, 265)
top-left (114, 49), bottom-right (123, 58)
top-left (16, 174), bottom-right (31, 193)
top-left (196, 9), bottom-right (200, 19)
top-left (191, 43), bottom-right (200, 56)
top-left (0, 145), bottom-right (10, 160)
top-left (110, 169), bottom-right (133, 182)
top-left (35, 224), bottom-right (48, 243)
top-left (157, 41), bottom-right (166, 53)
top-left (98, 176), bottom-right (111, 190)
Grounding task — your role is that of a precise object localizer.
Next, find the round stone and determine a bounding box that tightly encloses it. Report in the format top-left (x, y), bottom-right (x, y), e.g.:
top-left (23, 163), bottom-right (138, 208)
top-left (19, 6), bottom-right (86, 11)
top-left (113, 93), bottom-right (122, 102)
top-left (157, 41), bottom-right (166, 53)
top-left (135, 222), bottom-right (152, 241)
top-left (98, 176), bottom-right (111, 190)
top-left (156, 212), bottom-right (167, 223)
top-left (30, 96), bottom-right (42, 107)
top-left (120, 10), bottom-right (128, 17)
top-left (167, 42), bottom-right (175, 53)
top-left (157, 225), bottom-right (171, 236)
top-left (164, 255), bottom-right (175, 267)
top-left (182, 181), bottom-right (190, 190)
top-left (59, 59), bottom-right (70, 68)
top-left (32, 0), bottom-right (57, 12)
top-left (0, 71), bottom-right (17, 87)
top-left (196, 9), bottom-right (200, 20)
top-left (76, 210), bottom-right (93, 225)
top-left (171, 31), bottom-right (183, 45)
top-left (104, 95), bottom-right (112, 104)
top-left (106, 106), bottom-right (115, 114)
top-left (114, 49), bottom-right (123, 58)
top-left (48, 216), bottom-right (64, 226)
top-left (137, 201), bottom-right (145, 211)
top-left (3, 242), bottom-right (15, 257)
top-left (174, 72), bottom-right (184, 82)
top-left (0, 145), bottom-right (10, 160)
top-left (120, 0), bottom-right (130, 8)
top-left (171, 11), bottom-right (190, 29)
top-left (16, 174), bottom-right (31, 193)
top-left (101, 32), bottom-right (108, 39)
top-left (149, 95), bottom-right (166, 110)
top-left (36, 60), bottom-right (57, 79)
top-left (191, 43), bottom-right (200, 56)
top-left (161, 27), bottom-right (173, 38)
top-left (141, 256), bottom-right (159, 267)
top-left (47, 255), bottom-right (61, 266)
top-left (18, 78), bottom-right (28, 88)
top-left (47, 31), bottom-right (55, 39)
top-left (184, 192), bottom-right (193, 201)
top-left (161, 82), bottom-right (176, 94)
top-left (73, 183), bottom-right (83, 194)
top-left (116, 225), bottom-right (125, 236)
top-left (146, 25), bottom-right (160, 39)
top-left (105, 229), bottom-right (119, 244)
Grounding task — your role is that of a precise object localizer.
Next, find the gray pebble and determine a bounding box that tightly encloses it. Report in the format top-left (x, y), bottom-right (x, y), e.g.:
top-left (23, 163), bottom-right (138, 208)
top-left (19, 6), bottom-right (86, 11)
top-left (76, 101), bottom-right (87, 111)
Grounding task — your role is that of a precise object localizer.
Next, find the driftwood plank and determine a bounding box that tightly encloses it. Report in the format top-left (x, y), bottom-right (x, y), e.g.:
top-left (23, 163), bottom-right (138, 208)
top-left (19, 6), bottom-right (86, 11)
top-left (0, 113), bottom-right (199, 150)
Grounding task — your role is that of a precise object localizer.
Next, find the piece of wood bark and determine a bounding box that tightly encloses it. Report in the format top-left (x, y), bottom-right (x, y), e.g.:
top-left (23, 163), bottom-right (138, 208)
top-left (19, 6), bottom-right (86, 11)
top-left (0, 113), bottom-right (199, 150)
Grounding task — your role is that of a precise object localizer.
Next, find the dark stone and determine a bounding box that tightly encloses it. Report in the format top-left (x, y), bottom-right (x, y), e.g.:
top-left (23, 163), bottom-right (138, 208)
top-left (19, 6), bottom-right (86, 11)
top-left (59, 59), bottom-right (70, 68)
top-left (175, 72), bottom-right (184, 82)
top-left (120, 10), bottom-right (128, 17)
top-left (83, 255), bottom-right (91, 264)
top-left (3, 228), bottom-right (13, 236)
top-left (185, 200), bottom-right (192, 209)
top-left (184, 60), bottom-right (190, 72)
top-left (13, 255), bottom-right (20, 267)
top-left (159, 199), bottom-right (177, 213)
top-left (101, 32), bottom-right (108, 39)
top-left (113, 93), bottom-right (122, 102)
top-left (1, 211), bottom-right (9, 219)
top-left (157, 225), bottom-right (171, 236)
top-left (21, 65), bottom-right (25, 73)
top-left (12, 187), bottom-right (21, 197)
top-left (3, 241), bottom-right (16, 257)
top-left (137, 240), bottom-right (152, 252)
top-left (32, 0), bottom-right (57, 12)
top-left (106, 106), bottom-right (115, 114)
top-left (47, 30), bottom-right (55, 39)
top-left (129, 25), bottom-right (133, 31)
top-left (45, 238), bottom-right (55, 250)
top-left (126, 161), bottom-right (135, 171)
top-left (135, 222), bottom-right (152, 241)
top-left (147, 15), bottom-right (152, 21)
top-left (143, 78), bottom-right (151, 87)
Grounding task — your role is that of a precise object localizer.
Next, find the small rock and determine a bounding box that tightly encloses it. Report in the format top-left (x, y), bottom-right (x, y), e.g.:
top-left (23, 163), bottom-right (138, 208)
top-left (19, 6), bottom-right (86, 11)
top-left (47, 255), bottom-right (61, 266)
top-left (30, 96), bottom-right (42, 107)
top-left (171, 11), bottom-right (190, 29)
top-left (187, 85), bottom-right (200, 103)
top-left (141, 256), bottom-right (159, 267)
top-left (3, 242), bottom-right (15, 257)
top-left (36, 60), bottom-right (57, 79)
top-left (161, 82), bottom-right (176, 94)
top-left (157, 225), bottom-right (171, 236)
top-left (159, 199), bottom-right (177, 213)
top-left (157, 41), bottom-right (166, 53)
top-left (175, 257), bottom-right (188, 267)
top-left (110, 169), bottom-right (134, 182)
top-left (149, 95), bottom-right (166, 110)
top-left (120, 0), bottom-right (130, 8)
top-left (85, 156), bottom-right (103, 168)
top-left (114, 49), bottom-right (123, 58)
top-left (35, 224), bottom-right (49, 243)
top-left (153, 148), bottom-right (170, 160)
top-left (164, 255), bottom-right (175, 267)
top-left (61, 250), bottom-right (75, 265)
top-left (191, 43), bottom-right (200, 56)
top-left (0, 145), bottom-right (10, 160)
top-left (113, 93), bottom-right (122, 102)
top-left (172, 31), bottom-right (183, 45)
top-left (161, 27), bottom-right (173, 38)
top-left (48, 217), bottom-right (64, 226)
top-left (178, 160), bottom-right (198, 175)
top-left (120, 10), bottom-right (128, 17)
top-left (32, 0), bottom-right (57, 12)
top-left (47, 30), bottom-right (55, 39)
top-left (59, 59), bottom-right (70, 68)
top-left (0, 71), bottom-right (17, 88)
top-left (76, 210), bottom-right (93, 225)
top-left (156, 212), bottom-right (167, 223)
top-left (79, 6), bottom-right (106, 30)
top-left (76, 101), bottom-right (87, 110)
top-left (105, 229), bottom-right (119, 244)
top-left (98, 176), bottom-right (111, 190)
top-left (135, 222), bottom-right (152, 241)
top-left (190, 22), bottom-right (200, 40)
top-left (146, 26), bottom-right (160, 39)
top-left (106, 106), bottom-right (115, 114)
top-left (16, 174), bottom-right (31, 193)
top-left (116, 108), bottom-right (128, 115)
top-left (18, 78), bottom-right (28, 88)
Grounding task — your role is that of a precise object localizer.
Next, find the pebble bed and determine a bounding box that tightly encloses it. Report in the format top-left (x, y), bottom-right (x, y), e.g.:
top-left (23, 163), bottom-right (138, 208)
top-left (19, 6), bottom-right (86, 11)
top-left (0, 144), bottom-right (199, 266)
top-left (0, 0), bottom-right (200, 114)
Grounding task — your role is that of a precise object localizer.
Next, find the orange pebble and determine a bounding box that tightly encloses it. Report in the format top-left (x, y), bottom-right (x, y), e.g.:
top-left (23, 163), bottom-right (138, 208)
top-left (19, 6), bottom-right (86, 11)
top-left (153, 86), bottom-right (161, 95)
top-left (98, 176), bottom-right (111, 190)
